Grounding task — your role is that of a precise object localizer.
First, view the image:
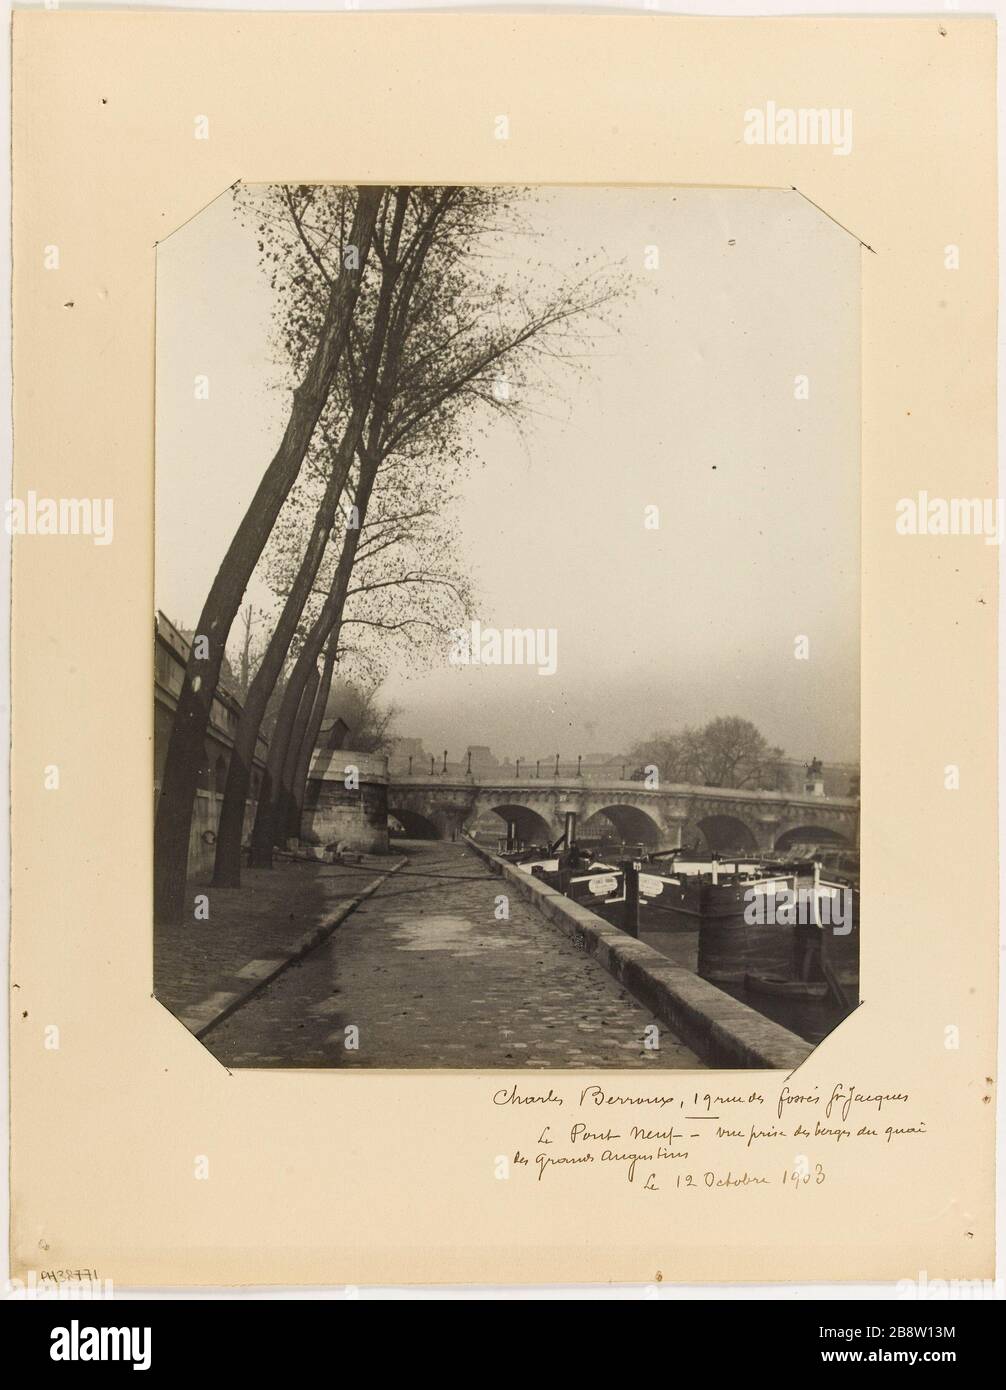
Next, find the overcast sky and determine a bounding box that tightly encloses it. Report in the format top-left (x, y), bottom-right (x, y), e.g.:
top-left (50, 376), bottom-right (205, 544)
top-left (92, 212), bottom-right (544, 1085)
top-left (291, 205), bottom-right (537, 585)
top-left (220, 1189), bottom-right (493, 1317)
top-left (156, 184), bottom-right (860, 764)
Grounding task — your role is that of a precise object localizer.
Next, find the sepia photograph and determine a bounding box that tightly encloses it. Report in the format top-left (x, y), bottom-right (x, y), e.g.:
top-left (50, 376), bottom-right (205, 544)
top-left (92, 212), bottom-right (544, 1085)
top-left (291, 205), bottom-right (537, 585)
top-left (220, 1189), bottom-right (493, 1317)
top-left (7, 0), bottom-right (999, 1330)
top-left (154, 183), bottom-right (861, 1070)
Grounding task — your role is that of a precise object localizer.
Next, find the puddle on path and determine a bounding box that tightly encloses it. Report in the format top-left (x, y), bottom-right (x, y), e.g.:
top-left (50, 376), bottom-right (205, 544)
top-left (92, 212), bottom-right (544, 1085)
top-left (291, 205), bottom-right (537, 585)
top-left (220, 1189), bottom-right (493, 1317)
top-left (388, 913), bottom-right (508, 956)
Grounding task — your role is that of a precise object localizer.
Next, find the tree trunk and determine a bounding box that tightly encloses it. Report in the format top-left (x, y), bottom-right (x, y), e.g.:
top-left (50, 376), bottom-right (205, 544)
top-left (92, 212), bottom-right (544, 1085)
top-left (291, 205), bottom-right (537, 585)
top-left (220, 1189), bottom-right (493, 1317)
top-left (248, 195), bottom-right (449, 865)
top-left (288, 643), bottom-right (337, 839)
top-left (210, 428), bottom-right (356, 886)
top-left (250, 458), bottom-right (377, 864)
top-left (210, 188), bottom-right (409, 888)
top-left (276, 663), bottom-right (321, 847)
top-left (153, 185), bottom-right (384, 924)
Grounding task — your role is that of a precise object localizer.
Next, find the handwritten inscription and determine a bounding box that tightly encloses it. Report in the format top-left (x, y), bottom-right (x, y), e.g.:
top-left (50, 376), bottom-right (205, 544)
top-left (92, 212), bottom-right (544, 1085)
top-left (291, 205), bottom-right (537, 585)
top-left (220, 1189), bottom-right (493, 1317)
top-left (493, 1081), bottom-right (924, 1192)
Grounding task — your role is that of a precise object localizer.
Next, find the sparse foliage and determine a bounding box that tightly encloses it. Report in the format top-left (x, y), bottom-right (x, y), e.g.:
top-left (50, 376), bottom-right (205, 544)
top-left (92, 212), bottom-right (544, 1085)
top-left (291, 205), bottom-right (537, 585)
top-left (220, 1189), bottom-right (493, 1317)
top-left (630, 716), bottom-right (786, 791)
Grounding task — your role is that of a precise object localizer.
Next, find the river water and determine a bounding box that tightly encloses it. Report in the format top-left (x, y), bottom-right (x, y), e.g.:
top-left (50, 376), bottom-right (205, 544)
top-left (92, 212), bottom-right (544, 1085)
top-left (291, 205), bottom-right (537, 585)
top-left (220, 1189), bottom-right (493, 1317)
top-left (593, 901), bottom-right (857, 1046)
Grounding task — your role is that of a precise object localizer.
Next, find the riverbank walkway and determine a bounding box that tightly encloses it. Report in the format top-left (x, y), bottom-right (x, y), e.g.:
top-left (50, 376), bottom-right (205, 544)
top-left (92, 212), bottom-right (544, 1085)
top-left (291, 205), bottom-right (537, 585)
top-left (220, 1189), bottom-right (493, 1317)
top-left (156, 839), bottom-right (701, 1069)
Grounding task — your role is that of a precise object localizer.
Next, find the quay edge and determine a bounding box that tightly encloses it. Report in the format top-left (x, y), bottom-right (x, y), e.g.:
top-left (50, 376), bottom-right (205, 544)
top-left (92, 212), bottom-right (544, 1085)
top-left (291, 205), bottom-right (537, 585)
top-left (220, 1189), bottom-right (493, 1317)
top-left (463, 837), bottom-right (814, 1072)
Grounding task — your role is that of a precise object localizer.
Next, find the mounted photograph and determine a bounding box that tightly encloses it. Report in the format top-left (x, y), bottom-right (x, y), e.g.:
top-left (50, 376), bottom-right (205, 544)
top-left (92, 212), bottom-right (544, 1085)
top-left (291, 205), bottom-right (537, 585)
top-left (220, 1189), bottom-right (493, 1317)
top-left (153, 182), bottom-right (861, 1070)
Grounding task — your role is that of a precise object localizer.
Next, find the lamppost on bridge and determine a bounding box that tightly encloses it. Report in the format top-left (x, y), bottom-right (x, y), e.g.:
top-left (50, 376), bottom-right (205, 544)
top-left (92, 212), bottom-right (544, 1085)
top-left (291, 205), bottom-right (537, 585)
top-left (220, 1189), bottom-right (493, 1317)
top-left (516, 758), bottom-right (521, 779)
top-left (466, 749), bottom-right (472, 776)
top-left (554, 753), bottom-right (560, 777)
top-left (408, 756), bottom-right (413, 776)
top-left (430, 755), bottom-right (435, 776)
top-left (442, 749), bottom-right (448, 775)
top-left (535, 759), bottom-right (540, 779)
top-left (577, 755), bottom-right (582, 777)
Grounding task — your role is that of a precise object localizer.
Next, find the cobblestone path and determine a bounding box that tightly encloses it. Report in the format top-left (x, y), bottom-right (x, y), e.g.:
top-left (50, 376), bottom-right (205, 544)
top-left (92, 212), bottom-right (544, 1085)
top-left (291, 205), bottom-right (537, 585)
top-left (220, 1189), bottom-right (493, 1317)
top-left (206, 840), bottom-right (701, 1069)
top-left (154, 857), bottom-right (381, 1020)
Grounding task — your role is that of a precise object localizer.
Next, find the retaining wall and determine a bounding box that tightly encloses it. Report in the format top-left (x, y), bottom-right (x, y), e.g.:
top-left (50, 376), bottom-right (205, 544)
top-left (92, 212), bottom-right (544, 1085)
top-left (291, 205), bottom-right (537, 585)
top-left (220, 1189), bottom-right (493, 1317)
top-left (464, 837), bottom-right (814, 1071)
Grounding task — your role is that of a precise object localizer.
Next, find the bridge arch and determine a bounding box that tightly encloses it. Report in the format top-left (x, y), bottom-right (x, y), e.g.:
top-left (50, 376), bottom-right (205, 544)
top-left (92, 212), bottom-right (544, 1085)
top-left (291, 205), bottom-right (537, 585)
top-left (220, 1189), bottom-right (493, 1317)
top-left (693, 814), bottom-right (759, 853)
top-left (389, 807), bottom-right (440, 840)
top-left (774, 823), bottom-right (850, 852)
top-left (582, 804), bottom-right (663, 847)
top-left (488, 803), bottom-right (555, 847)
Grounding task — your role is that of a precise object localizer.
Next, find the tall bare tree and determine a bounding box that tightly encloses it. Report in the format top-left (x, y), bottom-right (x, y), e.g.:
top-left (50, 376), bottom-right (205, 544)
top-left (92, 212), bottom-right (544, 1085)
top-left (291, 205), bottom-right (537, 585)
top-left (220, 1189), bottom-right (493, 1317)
top-left (154, 184), bottom-right (384, 925)
top-left (276, 490), bottom-right (472, 839)
top-left (211, 186), bottom-right (416, 887)
top-left (246, 198), bottom-right (626, 863)
top-left (163, 182), bottom-right (625, 884)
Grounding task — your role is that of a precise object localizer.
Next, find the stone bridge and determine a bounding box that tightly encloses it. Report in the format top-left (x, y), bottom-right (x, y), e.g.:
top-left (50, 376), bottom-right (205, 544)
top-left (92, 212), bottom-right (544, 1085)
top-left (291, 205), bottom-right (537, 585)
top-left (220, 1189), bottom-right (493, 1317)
top-left (386, 775), bottom-right (859, 853)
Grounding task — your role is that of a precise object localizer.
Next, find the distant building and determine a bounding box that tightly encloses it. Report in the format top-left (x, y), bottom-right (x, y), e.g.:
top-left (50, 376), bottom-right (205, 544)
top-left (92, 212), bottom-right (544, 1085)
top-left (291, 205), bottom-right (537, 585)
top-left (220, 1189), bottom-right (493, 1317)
top-left (594, 754), bottom-right (632, 778)
top-left (387, 736), bottom-right (429, 775)
top-left (466, 745), bottom-right (498, 774)
top-left (323, 716), bottom-right (351, 750)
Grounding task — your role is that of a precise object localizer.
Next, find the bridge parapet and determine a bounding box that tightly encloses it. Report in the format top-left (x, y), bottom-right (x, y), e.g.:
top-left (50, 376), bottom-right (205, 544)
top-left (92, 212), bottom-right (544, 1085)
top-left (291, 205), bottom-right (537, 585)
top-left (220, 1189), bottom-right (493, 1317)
top-left (387, 774), bottom-right (859, 849)
top-left (387, 773), bottom-right (857, 809)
